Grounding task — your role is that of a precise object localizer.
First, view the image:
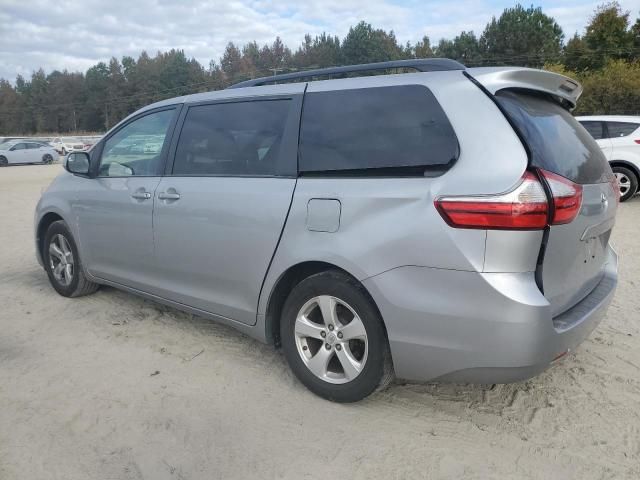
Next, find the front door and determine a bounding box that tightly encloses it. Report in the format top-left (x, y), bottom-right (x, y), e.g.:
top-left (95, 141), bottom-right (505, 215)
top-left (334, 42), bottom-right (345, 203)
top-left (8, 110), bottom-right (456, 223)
top-left (74, 107), bottom-right (179, 290)
top-left (151, 94), bottom-right (302, 324)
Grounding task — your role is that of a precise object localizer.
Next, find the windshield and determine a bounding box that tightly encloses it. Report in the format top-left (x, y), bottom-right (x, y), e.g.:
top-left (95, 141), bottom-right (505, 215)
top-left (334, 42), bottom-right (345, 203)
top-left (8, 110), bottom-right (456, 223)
top-left (62, 137), bottom-right (81, 143)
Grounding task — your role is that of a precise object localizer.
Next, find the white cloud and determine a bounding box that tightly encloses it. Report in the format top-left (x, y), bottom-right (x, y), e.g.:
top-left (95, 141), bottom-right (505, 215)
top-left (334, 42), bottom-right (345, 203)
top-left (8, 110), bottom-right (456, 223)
top-left (1, 0), bottom-right (640, 81)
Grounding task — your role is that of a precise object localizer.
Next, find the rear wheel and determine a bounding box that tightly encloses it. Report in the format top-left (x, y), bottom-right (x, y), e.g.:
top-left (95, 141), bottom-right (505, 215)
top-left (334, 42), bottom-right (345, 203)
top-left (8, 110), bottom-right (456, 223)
top-left (43, 221), bottom-right (99, 297)
top-left (280, 270), bottom-right (392, 402)
top-left (42, 154), bottom-right (53, 164)
top-left (612, 165), bottom-right (638, 202)
top-left (0, 156), bottom-right (7, 166)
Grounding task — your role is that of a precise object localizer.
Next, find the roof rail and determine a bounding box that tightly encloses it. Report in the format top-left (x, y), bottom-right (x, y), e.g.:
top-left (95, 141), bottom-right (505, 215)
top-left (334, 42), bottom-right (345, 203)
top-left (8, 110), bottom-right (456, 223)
top-left (227, 58), bottom-right (465, 89)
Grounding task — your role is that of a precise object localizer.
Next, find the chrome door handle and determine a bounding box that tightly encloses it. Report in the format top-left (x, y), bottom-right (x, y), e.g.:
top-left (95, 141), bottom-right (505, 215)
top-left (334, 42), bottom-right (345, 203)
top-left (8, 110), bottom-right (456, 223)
top-left (131, 191), bottom-right (152, 200)
top-left (158, 192), bottom-right (181, 200)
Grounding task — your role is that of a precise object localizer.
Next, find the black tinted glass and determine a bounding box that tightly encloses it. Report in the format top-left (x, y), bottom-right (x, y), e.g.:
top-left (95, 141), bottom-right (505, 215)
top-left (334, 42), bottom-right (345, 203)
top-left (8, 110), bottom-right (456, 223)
top-left (497, 91), bottom-right (610, 184)
top-left (174, 100), bottom-right (290, 176)
top-left (606, 122), bottom-right (639, 138)
top-left (299, 85), bottom-right (459, 175)
top-left (579, 121), bottom-right (604, 140)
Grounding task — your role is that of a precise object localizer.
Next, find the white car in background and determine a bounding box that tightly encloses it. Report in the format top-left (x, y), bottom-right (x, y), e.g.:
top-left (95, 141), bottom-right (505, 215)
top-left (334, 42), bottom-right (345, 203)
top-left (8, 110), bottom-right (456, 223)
top-left (577, 115), bottom-right (640, 201)
top-left (50, 137), bottom-right (86, 155)
top-left (0, 140), bottom-right (57, 166)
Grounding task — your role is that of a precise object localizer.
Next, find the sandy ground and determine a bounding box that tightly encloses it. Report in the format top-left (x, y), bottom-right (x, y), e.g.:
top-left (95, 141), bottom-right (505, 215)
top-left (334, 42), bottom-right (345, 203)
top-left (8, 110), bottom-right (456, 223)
top-left (0, 164), bottom-right (639, 480)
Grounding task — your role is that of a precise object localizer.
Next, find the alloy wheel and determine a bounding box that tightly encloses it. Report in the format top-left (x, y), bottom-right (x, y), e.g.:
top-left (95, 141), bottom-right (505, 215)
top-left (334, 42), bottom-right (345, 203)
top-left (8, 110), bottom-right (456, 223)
top-left (615, 171), bottom-right (631, 197)
top-left (294, 295), bottom-right (368, 384)
top-left (48, 234), bottom-right (74, 286)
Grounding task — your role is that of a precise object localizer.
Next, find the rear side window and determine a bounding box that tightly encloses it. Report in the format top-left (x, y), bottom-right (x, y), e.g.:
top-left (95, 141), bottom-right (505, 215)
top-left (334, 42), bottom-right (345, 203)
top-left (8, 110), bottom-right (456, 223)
top-left (606, 122), bottom-right (639, 138)
top-left (299, 85), bottom-right (459, 175)
top-left (579, 121), bottom-right (604, 140)
top-left (496, 91), bottom-right (610, 184)
top-left (173, 100), bottom-right (290, 176)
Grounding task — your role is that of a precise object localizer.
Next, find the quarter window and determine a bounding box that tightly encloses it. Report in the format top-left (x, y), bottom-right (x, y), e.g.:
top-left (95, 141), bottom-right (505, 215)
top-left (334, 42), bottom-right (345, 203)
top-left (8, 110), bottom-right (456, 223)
top-left (99, 109), bottom-right (175, 177)
top-left (173, 100), bottom-right (290, 176)
top-left (299, 85), bottom-right (459, 174)
top-left (605, 122), bottom-right (639, 138)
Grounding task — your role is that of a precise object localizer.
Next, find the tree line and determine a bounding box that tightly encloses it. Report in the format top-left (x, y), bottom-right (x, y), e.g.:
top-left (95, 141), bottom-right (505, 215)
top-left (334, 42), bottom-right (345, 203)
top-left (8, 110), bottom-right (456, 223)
top-left (1, 2), bottom-right (639, 135)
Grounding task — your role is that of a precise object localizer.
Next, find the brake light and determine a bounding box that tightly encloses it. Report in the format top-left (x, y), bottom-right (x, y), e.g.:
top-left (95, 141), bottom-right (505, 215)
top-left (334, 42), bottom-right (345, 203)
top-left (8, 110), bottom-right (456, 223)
top-left (435, 170), bottom-right (583, 230)
top-left (634, 139), bottom-right (640, 144)
top-left (539, 170), bottom-right (583, 225)
top-left (434, 172), bottom-right (548, 230)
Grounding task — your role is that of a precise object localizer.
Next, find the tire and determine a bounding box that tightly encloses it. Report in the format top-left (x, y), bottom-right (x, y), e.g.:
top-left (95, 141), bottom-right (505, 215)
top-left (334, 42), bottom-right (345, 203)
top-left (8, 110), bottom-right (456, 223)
top-left (0, 156), bottom-right (7, 166)
top-left (61, 148), bottom-right (67, 156)
top-left (612, 165), bottom-right (638, 202)
top-left (43, 220), bottom-right (99, 297)
top-left (42, 154), bottom-right (53, 164)
top-left (280, 270), bottom-right (393, 402)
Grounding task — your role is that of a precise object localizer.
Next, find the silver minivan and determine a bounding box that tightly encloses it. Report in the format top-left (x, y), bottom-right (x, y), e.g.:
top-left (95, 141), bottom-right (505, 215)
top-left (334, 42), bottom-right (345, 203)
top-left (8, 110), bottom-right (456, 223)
top-left (35, 59), bottom-right (619, 402)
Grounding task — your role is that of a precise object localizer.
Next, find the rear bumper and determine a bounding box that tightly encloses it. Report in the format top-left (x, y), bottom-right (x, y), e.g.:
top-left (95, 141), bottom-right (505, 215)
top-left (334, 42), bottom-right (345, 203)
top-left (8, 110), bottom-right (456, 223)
top-left (362, 246), bottom-right (618, 383)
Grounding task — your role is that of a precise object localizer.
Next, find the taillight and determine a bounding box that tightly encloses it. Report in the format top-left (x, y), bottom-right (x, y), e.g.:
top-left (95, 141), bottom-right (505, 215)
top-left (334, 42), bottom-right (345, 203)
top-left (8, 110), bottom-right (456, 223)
top-left (435, 170), bottom-right (583, 230)
top-left (539, 170), bottom-right (583, 224)
top-left (634, 139), bottom-right (640, 144)
top-left (434, 172), bottom-right (548, 230)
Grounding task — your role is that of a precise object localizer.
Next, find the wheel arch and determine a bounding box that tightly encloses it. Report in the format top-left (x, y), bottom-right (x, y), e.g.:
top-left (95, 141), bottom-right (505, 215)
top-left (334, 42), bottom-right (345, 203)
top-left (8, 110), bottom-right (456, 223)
top-left (36, 212), bottom-right (65, 260)
top-left (609, 159), bottom-right (640, 181)
top-left (264, 261), bottom-right (388, 346)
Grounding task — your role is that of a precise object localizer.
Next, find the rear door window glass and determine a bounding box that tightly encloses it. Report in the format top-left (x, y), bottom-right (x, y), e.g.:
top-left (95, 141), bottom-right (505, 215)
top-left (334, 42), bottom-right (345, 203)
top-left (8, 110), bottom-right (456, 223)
top-left (496, 91), bottom-right (610, 184)
top-left (579, 121), bottom-right (604, 140)
top-left (299, 85), bottom-right (459, 175)
top-left (605, 122), bottom-right (639, 138)
top-left (173, 100), bottom-right (290, 176)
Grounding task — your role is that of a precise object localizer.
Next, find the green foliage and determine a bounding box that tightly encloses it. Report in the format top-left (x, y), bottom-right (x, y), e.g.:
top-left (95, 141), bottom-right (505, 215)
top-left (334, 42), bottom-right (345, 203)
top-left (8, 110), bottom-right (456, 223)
top-left (584, 2), bottom-right (634, 68)
top-left (2, 2), bottom-right (640, 134)
top-left (479, 4), bottom-right (564, 67)
top-left (341, 22), bottom-right (407, 64)
top-left (434, 32), bottom-right (481, 65)
top-left (547, 60), bottom-right (640, 115)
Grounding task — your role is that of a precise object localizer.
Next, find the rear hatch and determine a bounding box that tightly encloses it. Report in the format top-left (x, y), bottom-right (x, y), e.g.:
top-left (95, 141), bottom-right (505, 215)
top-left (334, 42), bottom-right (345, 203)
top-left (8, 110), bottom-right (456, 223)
top-left (496, 90), bottom-right (618, 316)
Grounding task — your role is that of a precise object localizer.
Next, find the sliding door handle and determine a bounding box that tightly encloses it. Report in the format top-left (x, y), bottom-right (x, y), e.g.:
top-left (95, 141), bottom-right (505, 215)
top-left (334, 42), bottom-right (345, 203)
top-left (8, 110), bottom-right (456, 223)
top-left (158, 191), bottom-right (181, 200)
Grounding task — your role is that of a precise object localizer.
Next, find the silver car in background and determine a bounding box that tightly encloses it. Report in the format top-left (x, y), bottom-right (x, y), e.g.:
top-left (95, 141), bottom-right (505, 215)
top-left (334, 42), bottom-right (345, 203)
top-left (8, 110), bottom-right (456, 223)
top-left (0, 140), bottom-right (57, 166)
top-left (34, 59), bottom-right (619, 402)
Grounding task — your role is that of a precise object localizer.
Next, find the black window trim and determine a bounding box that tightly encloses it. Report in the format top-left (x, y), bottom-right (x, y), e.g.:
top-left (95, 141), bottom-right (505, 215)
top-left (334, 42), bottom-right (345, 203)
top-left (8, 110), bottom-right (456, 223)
top-left (92, 104), bottom-right (182, 179)
top-left (297, 83), bottom-right (460, 178)
top-left (165, 94), bottom-right (304, 178)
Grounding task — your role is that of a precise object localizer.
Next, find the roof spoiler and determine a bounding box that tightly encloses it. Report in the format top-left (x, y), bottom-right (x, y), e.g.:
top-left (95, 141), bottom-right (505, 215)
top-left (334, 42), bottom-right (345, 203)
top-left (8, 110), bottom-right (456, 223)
top-left (466, 67), bottom-right (582, 110)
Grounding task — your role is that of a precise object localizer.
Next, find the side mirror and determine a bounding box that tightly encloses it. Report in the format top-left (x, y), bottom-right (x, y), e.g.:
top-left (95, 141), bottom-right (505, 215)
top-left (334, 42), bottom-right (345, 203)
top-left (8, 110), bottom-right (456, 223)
top-left (65, 152), bottom-right (91, 176)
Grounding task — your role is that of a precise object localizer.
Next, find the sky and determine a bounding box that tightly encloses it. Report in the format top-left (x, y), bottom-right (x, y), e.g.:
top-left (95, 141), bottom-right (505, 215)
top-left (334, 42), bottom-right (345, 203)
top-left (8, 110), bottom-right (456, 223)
top-left (1, 0), bottom-right (640, 82)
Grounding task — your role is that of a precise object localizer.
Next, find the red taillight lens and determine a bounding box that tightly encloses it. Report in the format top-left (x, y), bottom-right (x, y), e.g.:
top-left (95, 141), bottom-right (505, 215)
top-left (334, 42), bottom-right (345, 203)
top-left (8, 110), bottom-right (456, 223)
top-left (435, 170), bottom-right (583, 230)
top-left (634, 139), bottom-right (640, 144)
top-left (434, 172), bottom-right (549, 230)
top-left (539, 170), bottom-right (583, 225)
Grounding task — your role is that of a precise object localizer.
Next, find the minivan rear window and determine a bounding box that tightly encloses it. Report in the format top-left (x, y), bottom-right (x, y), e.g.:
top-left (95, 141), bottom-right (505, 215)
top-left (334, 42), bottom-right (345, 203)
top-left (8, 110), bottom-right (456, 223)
top-left (299, 85), bottom-right (459, 175)
top-left (496, 90), bottom-right (610, 184)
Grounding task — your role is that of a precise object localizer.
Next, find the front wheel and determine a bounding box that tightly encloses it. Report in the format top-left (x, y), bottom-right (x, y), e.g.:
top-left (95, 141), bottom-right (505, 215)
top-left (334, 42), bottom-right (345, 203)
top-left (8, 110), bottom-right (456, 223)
top-left (612, 165), bottom-right (638, 202)
top-left (42, 154), bottom-right (53, 164)
top-left (280, 270), bottom-right (393, 402)
top-left (43, 221), bottom-right (99, 297)
top-left (61, 148), bottom-right (67, 156)
top-left (0, 156), bottom-right (7, 166)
